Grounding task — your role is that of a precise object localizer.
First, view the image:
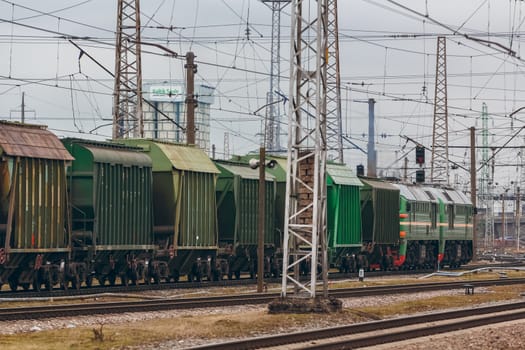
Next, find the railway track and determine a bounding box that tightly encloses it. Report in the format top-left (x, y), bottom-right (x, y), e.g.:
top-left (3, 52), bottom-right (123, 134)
top-left (1, 278), bottom-right (524, 321)
top-left (1, 261), bottom-right (521, 298)
top-left (191, 301), bottom-right (525, 349)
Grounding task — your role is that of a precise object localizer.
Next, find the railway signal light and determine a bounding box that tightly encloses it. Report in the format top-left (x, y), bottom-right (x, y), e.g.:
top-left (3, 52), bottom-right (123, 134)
top-left (415, 146), bottom-right (425, 165)
top-left (416, 169), bottom-right (425, 183)
top-left (356, 164), bottom-right (364, 176)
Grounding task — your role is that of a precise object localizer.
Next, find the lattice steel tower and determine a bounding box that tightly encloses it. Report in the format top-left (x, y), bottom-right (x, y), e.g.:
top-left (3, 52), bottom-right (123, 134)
top-left (479, 103), bottom-right (494, 249)
top-left (262, 1), bottom-right (290, 152)
top-left (431, 36), bottom-right (449, 184)
top-left (281, 0), bottom-right (328, 298)
top-left (325, 0), bottom-right (344, 163)
top-left (113, 0), bottom-right (143, 139)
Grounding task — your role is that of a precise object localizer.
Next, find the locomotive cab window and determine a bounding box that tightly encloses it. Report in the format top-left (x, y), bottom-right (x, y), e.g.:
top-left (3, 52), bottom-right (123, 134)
top-left (447, 204), bottom-right (455, 229)
top-left (430, 203), bottom-right (437, 229)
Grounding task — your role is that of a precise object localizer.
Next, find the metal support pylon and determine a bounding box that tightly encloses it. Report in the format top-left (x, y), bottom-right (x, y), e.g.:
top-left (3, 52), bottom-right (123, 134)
top-left (430, 36), bottom-right (449, 184)
top-left (281, 0), bottom-right (328, 299)
top-left (262, 0), bottom-right (290, 152)
top-left (113, 0), bottom-right (143, 139)
top-left (326, 0), bottom-right (344, 163)
top-left (480, 103), bottom-right (491, 250)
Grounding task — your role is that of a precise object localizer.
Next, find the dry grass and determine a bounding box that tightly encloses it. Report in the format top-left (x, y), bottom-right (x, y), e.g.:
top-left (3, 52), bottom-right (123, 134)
top-left (353, 284), bottom-right (523, 318)
top-left (0, 310), bottom-right (362, 350)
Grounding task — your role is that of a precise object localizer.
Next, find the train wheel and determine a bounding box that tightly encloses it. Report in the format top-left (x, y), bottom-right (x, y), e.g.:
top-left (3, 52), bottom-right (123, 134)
top-left (172, 270), bottom-right (180, 283)
top-left (98, 276), bottom-right (106, 286)
top-left (109, 274), bottom-right (116, 286)
top-left (21, 283), bottom-right (30, 291)
top-left (86, 275), bottom-right (93, 288)
top-left (130, 271), bottom-right (139, 286)
top-left (33, 277), bottom-right (41, 292)
top-left (45, 279), bottom-right (52, 291)
top-left (72, 273), bottom-right (81, 290)
top-left (8, 279), bottom-right (18, 291)
top-left (121, 275), bottom-right (129, 287)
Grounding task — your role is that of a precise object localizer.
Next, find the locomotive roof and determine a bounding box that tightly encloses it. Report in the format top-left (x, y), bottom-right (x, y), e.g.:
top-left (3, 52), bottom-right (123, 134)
top-left (0, 121), bottom-right (74, 161)
top-left (428, 187), bottom-right (472, 205)
top-left (392, 183), bottom-right (417, 201)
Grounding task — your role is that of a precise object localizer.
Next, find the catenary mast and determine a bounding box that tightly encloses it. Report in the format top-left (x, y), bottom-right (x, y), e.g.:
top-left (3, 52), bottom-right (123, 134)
top-left (325, 0), bottom-right (344, 163)
top-left (262, 0), bottom-right (290, 152)
top-left (281, 0), bottom-right (328, 298)
top-left (430, 36), bottom-right (449, 184)
top-left (113, 0), bottom-right (143, 139)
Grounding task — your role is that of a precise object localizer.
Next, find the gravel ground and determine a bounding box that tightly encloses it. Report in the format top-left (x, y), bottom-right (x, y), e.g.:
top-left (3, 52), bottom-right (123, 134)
top-left (0, 279), bottom-right (522, 349)
top-left (370, 320), bottom-right (525, 350)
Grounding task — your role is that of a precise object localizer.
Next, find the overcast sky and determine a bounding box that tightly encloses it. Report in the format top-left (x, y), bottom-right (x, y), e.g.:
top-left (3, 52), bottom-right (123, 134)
top-left (0, 0), bottom-right (524, 194)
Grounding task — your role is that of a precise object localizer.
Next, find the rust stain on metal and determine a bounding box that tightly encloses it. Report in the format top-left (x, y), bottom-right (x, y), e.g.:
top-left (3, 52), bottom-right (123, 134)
top-left (0, 121), bottom-right (73, 160)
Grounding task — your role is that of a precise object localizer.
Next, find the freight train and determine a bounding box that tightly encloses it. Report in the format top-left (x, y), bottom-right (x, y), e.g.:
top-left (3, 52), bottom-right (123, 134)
top-left (0, 121), bottom-right (474, 291)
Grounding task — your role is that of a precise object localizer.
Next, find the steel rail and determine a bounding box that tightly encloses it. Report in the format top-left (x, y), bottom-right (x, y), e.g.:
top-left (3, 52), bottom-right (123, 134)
top-left (192, 302), bottom-right (525, 349)
top-left (1, 278), bottom-right (524, 321)
top-left (1, 261), bottom-right (521, 298)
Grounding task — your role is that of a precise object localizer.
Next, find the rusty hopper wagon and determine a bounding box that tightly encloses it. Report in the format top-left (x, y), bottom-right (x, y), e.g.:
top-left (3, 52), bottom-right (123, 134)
top-left (0, 122), bottom-right (74, 291)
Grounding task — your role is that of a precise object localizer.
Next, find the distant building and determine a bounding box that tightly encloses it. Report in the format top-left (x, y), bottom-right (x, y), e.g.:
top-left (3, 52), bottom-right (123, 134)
top-left (142, 82), bottom-right (214, 152)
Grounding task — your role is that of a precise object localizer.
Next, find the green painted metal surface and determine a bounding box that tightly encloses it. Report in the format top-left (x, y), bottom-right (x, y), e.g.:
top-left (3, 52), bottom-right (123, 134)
top-left (326, 163), bottom-right (363, 187)
top-left (62, 139), bottom-right (154, 250)
top-left (360, 178), bottom-right (400, 244)
top-left (427, 187), bottom-right (473, 241)
top-left (327, 164), bottom-right (362, 247)
top-left (215, 161), bottom-right (276, 247)
top-left (120, 140), bottom-right (218, 250)
top-left (396, 184), bottom-right (440, 241)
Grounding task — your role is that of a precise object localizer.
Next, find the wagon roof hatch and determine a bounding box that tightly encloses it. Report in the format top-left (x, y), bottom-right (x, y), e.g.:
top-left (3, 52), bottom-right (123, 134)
top-left (327, 163), bottom-right (363, 186)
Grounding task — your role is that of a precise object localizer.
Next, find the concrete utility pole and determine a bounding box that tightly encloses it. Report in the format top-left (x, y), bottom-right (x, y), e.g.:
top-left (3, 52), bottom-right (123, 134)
top-left (113, 0), bottom-right (143, 139)
top-left (21, 92), bottom-right (25, 124)
top-left (281, 0), bottom-right (328, 299)
top-left (470, 127), bottom-right (477, 261)
top-left (258, 147), bottom-right (266, 293)
top-left (403, 157), bottom-right (408, 182)
top-left (517, 186), bottom-right (521, 252)
top-left (185, 52), bottom-right (197, 145)
top-left (367, 98), bottom-right (376, 177)
top-left (431, 36), bottom-right (449, 184)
